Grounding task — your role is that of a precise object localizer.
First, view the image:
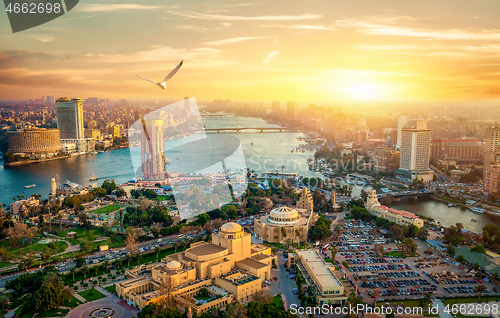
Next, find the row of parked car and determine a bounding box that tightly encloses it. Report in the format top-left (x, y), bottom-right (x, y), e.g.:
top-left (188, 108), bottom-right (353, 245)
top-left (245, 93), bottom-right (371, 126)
top-left (378, 286), bottom-right (437, 297)
top-left (345, 258), bottom-right (405, 264)
top-left (378, 271), bottom-right (421, 278)
top-left (360, 279), bottom-right (433, 289)
top-left (348, 264), bottom-right (411, 272)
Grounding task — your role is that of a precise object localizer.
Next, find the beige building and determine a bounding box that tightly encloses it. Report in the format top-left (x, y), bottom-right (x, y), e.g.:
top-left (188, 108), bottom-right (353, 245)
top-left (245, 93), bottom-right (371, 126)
top-left (117, 222), bottom-right (274, 313)
top-left (484, 127), bottom-right (500, 176)
top-left (254, 187), bottom-right (317, 243)
top-left (292, 249), bottom-right (347, 305)
top-left (7, 128), bottom-right (61, 155)
top-left (10, 196), bottom-right (40, 215)
top-left (366, 190), bottom-right (424, 228)
top-left (374, 146), bottom-right (400, 173)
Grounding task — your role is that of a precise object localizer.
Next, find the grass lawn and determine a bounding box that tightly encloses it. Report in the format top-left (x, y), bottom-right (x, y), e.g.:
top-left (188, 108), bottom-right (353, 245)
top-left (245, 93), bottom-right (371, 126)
top-left (1, 240), bottom-right (68, 258)
top-left (20, 307), bottom-right (70, 318)
top-left (0, 261), bottom-right (14, 269)
top-left (105, 284), bottom-right (117, 294)
top-left (376, 300), bottom-right (422, 308)
top-left (78, 288), bottom-right (106, 302)
top-left (64, 295), bottom-right (83, 308)
top-left (56, 228), bottom-right (106, 239)
top-left (263, 241), bottom-right (286, 249)
top-left (91, 205), bottom-right (120, 214)
top-left (272, 294), bottom-right (283, 308)
top-left (443, 296), bottom-right (500, 305)
top-left (386, 251), bottom-right (418, 257)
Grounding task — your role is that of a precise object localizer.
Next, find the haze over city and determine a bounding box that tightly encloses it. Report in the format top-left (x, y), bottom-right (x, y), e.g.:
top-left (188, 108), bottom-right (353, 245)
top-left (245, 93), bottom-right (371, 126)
top-left (1, 0), bottom-right (500, 104)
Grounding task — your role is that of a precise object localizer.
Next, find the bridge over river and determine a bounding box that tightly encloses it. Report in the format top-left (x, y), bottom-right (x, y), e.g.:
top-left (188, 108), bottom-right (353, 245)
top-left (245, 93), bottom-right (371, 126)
top-left (203, 127), bottom-right (298, 133)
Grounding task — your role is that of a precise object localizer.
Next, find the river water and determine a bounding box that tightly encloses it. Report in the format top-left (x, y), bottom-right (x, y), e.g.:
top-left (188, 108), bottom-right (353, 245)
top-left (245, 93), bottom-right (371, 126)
top-left (0, 116), bottom-right (496, 233)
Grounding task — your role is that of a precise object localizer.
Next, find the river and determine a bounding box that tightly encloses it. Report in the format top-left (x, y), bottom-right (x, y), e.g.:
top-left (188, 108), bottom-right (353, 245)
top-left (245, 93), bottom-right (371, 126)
top-left (0, 116), bottom-right (496, 233)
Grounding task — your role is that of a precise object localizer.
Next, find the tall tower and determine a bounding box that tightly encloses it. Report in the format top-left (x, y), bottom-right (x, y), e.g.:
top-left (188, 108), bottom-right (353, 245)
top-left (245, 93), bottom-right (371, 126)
top-left (397, 114), bottom-right (409, 149)
top-left (484, 127), bottom-right (500, 173)
top-left (56, 97), bottom-right (85, 152)
top-left (396, 120), bottom-right (433, 183)
top-left (141, 119), bottom-right (165, 181)
top-left (50, 178), bottom-right (57, 197)
top-left (366, 189), bottom-right (380, 212)
top-left (296, 187), bottom-right (313, 211)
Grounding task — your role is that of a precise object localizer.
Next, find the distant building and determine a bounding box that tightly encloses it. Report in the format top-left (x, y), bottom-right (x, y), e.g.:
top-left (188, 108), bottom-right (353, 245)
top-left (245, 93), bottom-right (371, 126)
top-left (484, 164), bottom-right (500, 195)
top-left (286, 101), bottom-right (298, 119)
top-left (56, 97), bottom-right (85, 153)
top-left (10, 196), bottom-right (40, 215)
top-left (7, 128), bottom-right (60, 156)
top-left (254, 187), bottom-right (317, 243)
top-left (484, 126), bottom-right (500, 179)
top-left (84, 129), bottom-right (101, 141)
top-left (396, 114), bottom-right (409, 149)
top-left (374, 146), bottom-right (400, 173)
top-left (364, 138), bottom-right (387, 153)
top-left (56, 180), bottom-right (84, 195)
top-left (366, 189), bottom-right (424, 228)
top-left (141, 119), bottom-right (165, 180)
top-left (272, 101), bottom-right (280, 118)
top-left (430, 139), bottom-right (482, 164)
top-left (396, 120), bottom-right (433, 183)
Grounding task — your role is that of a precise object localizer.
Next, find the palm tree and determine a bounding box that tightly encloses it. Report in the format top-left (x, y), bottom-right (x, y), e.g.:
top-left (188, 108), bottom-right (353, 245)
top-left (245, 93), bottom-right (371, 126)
top-left (172, 243), bottom-right (178, 254)
top-left (354, 275), bottom-right (359, 292)
top-left (419, 292), bottom-right (433, 309)
top-left (0, 295), bottom-right (10, 311)
top-left (155, 246), bottom-right (161, 259)
top-left (81, 266), bottom-right (89, 279)
top-left (295, 229), bottom-right (300, 243)
top-left (70, 267), bottom-right (76, 282)
top-left (475, 285), bottom-right (486, 302)
top-left (126, 254), bottom-right (132, 267)
top-left (56, 214), bottom-right (63, 231)
top-left (114, 259), bottom-right (122, 270)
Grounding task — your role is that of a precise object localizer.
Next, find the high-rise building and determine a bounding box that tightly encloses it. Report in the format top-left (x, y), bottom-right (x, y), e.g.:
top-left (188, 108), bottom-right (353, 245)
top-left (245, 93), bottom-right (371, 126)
top-left (272, 101), bottom-right (280, 118)
top-left (56, 97), bottom-right (85, 153)
top-left (396, 120), bottom-right (433, 183)
top-left (396, 114), bottom-right (409, 149)
top-left (484, 164), bottom-right (500, 195)
top-left (141, 119), bottom-right (165, 181)
top-left (484, 127), bottom-right (500, 174)
top-left (286, 101), bottom-right (298, 119)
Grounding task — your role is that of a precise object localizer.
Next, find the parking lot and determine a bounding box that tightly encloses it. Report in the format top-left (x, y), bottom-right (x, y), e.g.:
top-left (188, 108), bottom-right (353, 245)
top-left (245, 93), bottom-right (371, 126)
top-left (326, 218), bottom-right (500, 304)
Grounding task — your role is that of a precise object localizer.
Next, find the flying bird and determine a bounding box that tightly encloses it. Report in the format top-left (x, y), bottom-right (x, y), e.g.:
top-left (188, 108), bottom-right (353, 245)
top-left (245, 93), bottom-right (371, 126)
top-left (137, 60), bottom-right (183, 90)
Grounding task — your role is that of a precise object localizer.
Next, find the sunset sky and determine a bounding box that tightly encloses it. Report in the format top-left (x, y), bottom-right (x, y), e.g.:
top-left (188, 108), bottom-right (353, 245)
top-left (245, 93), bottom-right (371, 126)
top-left (1, 0), bottom-right (500, 103)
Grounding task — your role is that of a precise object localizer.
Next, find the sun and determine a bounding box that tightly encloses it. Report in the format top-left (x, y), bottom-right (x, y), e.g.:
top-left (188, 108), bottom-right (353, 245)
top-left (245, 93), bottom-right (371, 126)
top-left (347, 83), bottom-right (380, 100)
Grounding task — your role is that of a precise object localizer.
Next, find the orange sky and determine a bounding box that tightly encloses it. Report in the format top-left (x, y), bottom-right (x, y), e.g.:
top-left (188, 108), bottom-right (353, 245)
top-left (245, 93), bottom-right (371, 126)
top-left (1, 0), bottom-right (500, 103)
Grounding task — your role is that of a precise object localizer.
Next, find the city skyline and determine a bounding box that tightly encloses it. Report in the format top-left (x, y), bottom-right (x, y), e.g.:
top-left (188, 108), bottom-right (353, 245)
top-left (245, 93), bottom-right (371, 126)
top-left (1, 0), bottom-right (500, 103)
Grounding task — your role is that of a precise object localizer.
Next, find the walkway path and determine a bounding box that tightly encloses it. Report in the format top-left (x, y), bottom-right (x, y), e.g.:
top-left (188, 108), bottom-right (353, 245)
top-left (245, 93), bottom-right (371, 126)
top-left (434, 299), bottom-right (453, 318)
top-left (73, 292), bottom-right (87, 303)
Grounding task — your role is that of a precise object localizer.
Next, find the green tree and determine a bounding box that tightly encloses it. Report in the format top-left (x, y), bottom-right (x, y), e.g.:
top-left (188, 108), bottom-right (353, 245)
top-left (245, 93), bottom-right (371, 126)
top-left (457, 254), bottom-right (465, 263)
top-left (447, 244), bottom-right (455, 256)
top-left (34, 283), bottom-right (63, 311)
top-left (0, 295), bottom-right (9, 311)
top-left (475, 284), bottom-right (487, 302)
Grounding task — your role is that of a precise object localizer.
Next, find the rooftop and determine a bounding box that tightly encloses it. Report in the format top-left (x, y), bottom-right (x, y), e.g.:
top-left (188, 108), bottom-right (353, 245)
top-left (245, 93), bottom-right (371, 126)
top-left (296, 249), bottom-right (342, 289)
top-left (379, 205), bottom-right (419, 219)
top-left (236, 258), bottom-right (268, 270)
top-left (186, 243), bottom-right (227, 256)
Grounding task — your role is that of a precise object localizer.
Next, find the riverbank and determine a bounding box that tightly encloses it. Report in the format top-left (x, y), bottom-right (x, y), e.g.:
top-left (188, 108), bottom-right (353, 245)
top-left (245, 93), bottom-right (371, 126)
top-left (4, 155), bottom-right (72, 167)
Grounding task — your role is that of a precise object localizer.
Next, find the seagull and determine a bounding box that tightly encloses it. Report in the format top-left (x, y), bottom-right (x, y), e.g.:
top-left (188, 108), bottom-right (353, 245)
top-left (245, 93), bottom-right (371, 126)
top-left (136, 60), bottom-right (183, 90)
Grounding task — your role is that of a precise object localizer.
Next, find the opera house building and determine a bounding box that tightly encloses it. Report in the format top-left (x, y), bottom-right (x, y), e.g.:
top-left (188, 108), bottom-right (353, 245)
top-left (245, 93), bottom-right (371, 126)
top-left (254, 187), bottom-right (318, 244)
top-left (117, 222), bottom-right (274, 314)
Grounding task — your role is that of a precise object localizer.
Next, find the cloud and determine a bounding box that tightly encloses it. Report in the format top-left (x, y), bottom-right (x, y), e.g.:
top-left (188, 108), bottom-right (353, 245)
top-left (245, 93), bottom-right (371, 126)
top-left (204, 36), bottom-right (271, 45)
top-left (175, 25), bottom-right (208, 32)
top-left (88, 46), bottom-right (222, 63)
top-left (27, 35), bottom-right (55, 42)
top-left (337, 18), bottom-right (500, 40)
top-left (62, 15), bottom-right (95, 21)
top-left (80, 4), bottom-right (162, 12)
top-left (262, 51), bottom-right (279, 63)
top-left (167, 11), bottom-right (320, 21)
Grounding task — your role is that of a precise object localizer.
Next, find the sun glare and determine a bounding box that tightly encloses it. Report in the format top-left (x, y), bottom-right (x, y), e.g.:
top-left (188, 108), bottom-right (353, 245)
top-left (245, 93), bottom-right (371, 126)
top-left (347, 83), bottom-right (380, 100)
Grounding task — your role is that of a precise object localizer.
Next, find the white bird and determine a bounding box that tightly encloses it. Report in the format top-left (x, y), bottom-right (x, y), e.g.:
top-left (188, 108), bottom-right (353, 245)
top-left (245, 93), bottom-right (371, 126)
top-left (137, 60), bottom-right (183, 90)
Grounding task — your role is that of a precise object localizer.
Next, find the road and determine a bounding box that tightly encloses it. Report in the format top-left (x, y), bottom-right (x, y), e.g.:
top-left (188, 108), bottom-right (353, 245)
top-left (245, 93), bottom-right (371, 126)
top-left (268, 252), bottom-right (300, 310)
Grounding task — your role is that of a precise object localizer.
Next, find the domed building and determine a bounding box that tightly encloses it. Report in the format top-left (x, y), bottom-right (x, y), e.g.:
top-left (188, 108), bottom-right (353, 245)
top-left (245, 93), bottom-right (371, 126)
top-left (117, 221), bottom-right (275, 314)
top-left (254, 187), bottom-right (318, 243)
